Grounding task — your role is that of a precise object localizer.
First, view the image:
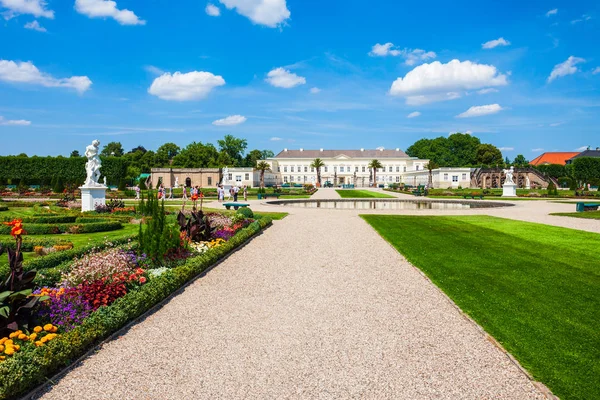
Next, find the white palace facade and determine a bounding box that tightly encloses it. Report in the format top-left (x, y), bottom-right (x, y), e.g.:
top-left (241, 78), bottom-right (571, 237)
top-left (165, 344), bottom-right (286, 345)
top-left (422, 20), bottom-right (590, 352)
top-left (264, 148), bottom-right (471, 188)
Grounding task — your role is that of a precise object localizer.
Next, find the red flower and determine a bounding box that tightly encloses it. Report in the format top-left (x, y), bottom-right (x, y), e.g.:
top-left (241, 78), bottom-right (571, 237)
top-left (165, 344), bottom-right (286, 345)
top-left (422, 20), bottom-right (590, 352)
top-left (3, 219), bottom-right (25, 238)
top-left (139, 277), bottom-right (147, 284)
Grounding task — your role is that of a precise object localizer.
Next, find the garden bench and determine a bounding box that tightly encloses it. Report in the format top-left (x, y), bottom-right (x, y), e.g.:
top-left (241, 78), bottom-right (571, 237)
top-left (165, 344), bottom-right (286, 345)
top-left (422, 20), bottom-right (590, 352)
top-left (463, 195), bottom-right (484, 200)
top-left (576, 202), bottom-right (600, 212)
top-left (263, 194), bottom-right (281, 199)
top-left (412, 191), bottom-right (424, 197)
top-left (223, 202), bottom-right (250, 210)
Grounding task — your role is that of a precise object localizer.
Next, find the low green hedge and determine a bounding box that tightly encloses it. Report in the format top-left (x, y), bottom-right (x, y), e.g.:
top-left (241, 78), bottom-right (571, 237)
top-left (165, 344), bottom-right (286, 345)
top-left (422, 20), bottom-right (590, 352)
top-left (0, 217), bottom-right (272, 399)
top-left (0, 201), bottom-right (50, 207)
top-left (0, 221), bottom-right (122, 236)
top-left (0, 237), bottom-right (72, 252)
top-left (0, 215), bottom-right (77, 224)
top-left (0, 206), bottom-right (7, 212)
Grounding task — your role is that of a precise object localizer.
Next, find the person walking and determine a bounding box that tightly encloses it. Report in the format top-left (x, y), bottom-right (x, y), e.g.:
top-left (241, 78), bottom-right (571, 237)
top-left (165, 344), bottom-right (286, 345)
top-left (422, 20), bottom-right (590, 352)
top-left (182, 185), bottom-right (188, 200)
top-left (134, 184), bottom-right (140, 200)
top-left (233, 185), bottom-right (239, 202)
top-left (227, 186), bottom-right (233, 201)
top-left (243, 185), bottom-right (248, 201)
top-left (218, 185), bottom-right (224, 202)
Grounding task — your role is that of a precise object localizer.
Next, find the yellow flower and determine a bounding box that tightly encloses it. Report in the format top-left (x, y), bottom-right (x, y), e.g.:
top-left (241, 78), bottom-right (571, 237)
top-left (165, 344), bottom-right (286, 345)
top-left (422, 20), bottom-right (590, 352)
top-left (33, 326), bottom-right (42, 333)
top-left (4, 340), bottom-right (13, 346)
top-left (18, 333), bottom-right (27, 340)
top-left (4, 348), bottom-right (14, 356)
top-left (46, 334), bottom-right (57, 341)
top-left (0, 345), bottom-right (4, 352)
top-left (35, 341), bottom-right (44, 347)
top-left (0, 338), bottom-right (6, 345)
top-left (29, 333), bottom-right (37, 341)
top-left (9, 332), bottom-right (18, 339)
top-left (50, 326), bottom-right (58, 333)
top-left (0, 355), bottom-right (5, 361)
top-left (13, 345), bottom-right (20, 351)
top-left (43, 324), bottom-right (53, 332)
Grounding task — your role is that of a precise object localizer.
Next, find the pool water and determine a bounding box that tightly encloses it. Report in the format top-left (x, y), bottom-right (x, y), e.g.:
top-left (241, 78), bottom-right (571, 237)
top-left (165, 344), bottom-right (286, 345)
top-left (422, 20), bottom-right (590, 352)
top-left (266, 199), bottom-right (513, 210)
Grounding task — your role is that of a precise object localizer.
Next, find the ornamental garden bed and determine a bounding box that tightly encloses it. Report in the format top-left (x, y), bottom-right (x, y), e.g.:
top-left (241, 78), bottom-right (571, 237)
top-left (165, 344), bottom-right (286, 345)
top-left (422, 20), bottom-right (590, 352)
top-left (0, 193), bottom-right (272, 399)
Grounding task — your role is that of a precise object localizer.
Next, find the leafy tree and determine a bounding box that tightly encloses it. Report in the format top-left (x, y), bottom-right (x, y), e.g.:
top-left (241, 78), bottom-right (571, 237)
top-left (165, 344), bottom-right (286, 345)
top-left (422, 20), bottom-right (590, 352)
top-left (573, 157), bottom-right (600, 186)
top-left (129, 145), bottom-right (147, 154)
top-left (425, 161), bottom-right (439, 187)
top-left (244, 149), bottom-right (265, 167)
top-left (513, 154), bottom-right (528, 166)
top-left (17, 153), bottom-right (27, 157)
top-left (261, 150), bottom-right (275, 159)
top-left (310, 158), bottom-right (326, 186)
top-left (406, 133), bottom-right (484, 167)
top-left (217, 151), bottom-right (235, 167)
top-left (156, 142), bottom-right (180, 166)
top-left (368, 159), bottom-right (383, 186)
top-left (53, 177), bottom-right (64, 194)
top-left (70, 150), bottom-right (81, 158)
top-left (172, 142), bottom-right (219, 168)
top-left (256, 161), bottom-right (271, 188)
top-left (475, 144), bottom-right (503, 166)
top-left (100, 142), bottom-right (124, 157)
top-left (537, 164), bottom-right (567, 179)
top-left (217, 135), bottom-right (247, 166)
top-left (504, 156), bottom-right (511, 165)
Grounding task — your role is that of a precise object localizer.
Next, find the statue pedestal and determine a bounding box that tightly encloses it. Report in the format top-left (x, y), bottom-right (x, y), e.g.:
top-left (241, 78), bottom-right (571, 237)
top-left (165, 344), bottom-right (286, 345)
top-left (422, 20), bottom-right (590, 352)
top-left (80, 186), bottom-right (107, 212)
top-left (502, 183), bottom-right (517, 197)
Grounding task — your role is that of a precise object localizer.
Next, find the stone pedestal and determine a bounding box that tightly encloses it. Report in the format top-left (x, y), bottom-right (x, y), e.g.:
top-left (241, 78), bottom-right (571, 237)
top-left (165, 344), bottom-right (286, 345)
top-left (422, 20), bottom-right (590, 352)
top-left (80, 186), bottom-right (107, 212)
top-left (502, 183), bottom-right (517, 197)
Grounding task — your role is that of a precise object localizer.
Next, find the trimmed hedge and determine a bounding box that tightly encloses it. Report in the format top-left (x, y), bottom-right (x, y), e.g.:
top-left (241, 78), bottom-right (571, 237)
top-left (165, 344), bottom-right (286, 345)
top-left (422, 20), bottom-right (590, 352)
top-left (0, 215), bottom-right (77, 224)
top-left (0, 206), bottom-right (7, 212)
top-left (0, 237), bottom-right (72, 252)
top-left (0, 201), bottom-right (51, 207)
top-left (0, 221), bottom-right (122, 235)
top-left (0, 217), bottom-right (272, 399)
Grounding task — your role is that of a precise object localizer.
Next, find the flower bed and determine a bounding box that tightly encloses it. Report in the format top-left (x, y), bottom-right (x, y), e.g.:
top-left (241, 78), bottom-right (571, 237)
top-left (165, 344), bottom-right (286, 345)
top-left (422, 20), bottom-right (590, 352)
top-left (0, 215), bottom-right (78, 224)
top-left (0, 216), bottom-right (272, 399)
top-left (0, 237), bottom-right (73, 253)
top-left (0, 221), bottom-right (122, 235)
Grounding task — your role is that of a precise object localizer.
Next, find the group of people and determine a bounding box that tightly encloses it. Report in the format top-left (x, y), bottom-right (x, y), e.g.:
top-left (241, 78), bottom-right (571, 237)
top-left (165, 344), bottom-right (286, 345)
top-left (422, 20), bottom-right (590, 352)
top-left (150, 183), bottom-right (248, 203)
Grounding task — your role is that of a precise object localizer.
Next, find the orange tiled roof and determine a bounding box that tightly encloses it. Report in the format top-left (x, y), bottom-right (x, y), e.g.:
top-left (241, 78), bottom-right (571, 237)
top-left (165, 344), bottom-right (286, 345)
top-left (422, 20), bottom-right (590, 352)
top-left (529, 152), bottom-right (580, 166)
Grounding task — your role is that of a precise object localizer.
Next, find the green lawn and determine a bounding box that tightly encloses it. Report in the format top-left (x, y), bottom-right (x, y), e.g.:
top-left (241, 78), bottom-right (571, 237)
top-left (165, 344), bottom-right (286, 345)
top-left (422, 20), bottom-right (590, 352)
top-left (336, 190), bottom-right (395, 198)
top-left (361, 215), bottom-right (599, 400)
top-left (551, 211), bottom-right (600, 220)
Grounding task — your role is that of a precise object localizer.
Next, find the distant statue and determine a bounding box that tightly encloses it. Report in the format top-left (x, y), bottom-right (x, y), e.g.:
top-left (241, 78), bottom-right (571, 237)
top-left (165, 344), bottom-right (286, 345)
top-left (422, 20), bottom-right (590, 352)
top-left (221, 166), bottom-right (230, 185)
top-left (84, 140), bottom-right (102, 186)
top-left (525, 175), bottom-right (531, 190)
top-left (174, 177), bottom-right (179, 188)
top-left (103, 176), bottom-right (107, 187)
top-left (502, 166), bottom-right (515, 185)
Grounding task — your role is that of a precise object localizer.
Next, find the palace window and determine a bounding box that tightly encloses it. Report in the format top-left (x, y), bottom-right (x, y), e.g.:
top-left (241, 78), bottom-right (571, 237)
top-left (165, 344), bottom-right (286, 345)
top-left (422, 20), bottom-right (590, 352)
top-left (291, 166), bottom-right (295, 172)
top-left (396, 166), bottom-right (400, 172)
top-left (207, 177), bottom-right (212, 186)
top-left (290, 176), bottom-right (294, 182)
top-left (340, 166), bottom-right (344, 172)
top-left (284, 166), bottom-right (288, 172)
top-left (284, 176), bottom-right (288, 183)
top-left (236, 175), bottom-right (242, 182)
top-left (396, 176), bottom-right (400, 182)
top-left (415, 165), bottom-right (420, 171)
top-left (403, 166), bottom-right (406, 172)
top-left (277, 166), bottom-right (281, 172)
top-left (452, 175), bottom-right (458, 182)
top-left (324, 166), bottom-right (328, 172)
top-left (462, 173), bottom-right (467, 180)
top-left (355, 166), bottom-right (359, 172)
top-left (245, 173), bottom-right (250, 180)
top-left (362, 166), bottom-right (366, 172)
top-left (443, 173), bottom-right (448, 181)
top-left (311, 167), bottom-right (315, 172)
top-left (304, 166), bottom-right (308, 172)
top-left (228, 174), bottom-right (232, 180)
top-left (389, 166), bottom-right (393, 172)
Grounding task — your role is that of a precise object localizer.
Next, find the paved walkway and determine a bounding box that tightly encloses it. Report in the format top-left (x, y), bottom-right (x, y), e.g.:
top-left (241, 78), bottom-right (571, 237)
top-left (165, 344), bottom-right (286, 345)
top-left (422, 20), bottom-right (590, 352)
top-left (37, 197), bottom-right (549, 399)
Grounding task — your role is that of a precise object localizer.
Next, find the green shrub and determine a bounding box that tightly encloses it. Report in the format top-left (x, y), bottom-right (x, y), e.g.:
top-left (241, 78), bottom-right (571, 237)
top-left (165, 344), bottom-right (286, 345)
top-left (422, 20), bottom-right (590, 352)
top-left (0, 237), bottom-right (72, 252)
top-left (237, 207), bottom-right (254, 219)
top-left (139, 179), bottom-right (147, 190)
top-left (0, 217), bottom-right (272, 400)
top-left (0, 206), bottom-right (7, 212)
top-left (0, 221), bottom-right (121, 235)
top-left (53, 177), bottom-right (64, 194)
top-left (138, 198), bottom-right (180, 263)
top-left (547, 182), bottom-right (558, 196)
top-left (118, 178), bottom-right (127, 191)
top-left (0, 215), bottom-right (77, 224)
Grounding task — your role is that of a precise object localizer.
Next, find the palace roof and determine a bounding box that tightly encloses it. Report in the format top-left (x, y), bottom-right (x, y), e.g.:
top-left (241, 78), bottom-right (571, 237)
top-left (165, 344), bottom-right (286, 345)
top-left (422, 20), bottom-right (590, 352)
top-left (274, 149), bottom-right (410, 159)
top-left (566, 149), bottom-right (600, 163)
top-left (529, 152), bottom-right (580, 166)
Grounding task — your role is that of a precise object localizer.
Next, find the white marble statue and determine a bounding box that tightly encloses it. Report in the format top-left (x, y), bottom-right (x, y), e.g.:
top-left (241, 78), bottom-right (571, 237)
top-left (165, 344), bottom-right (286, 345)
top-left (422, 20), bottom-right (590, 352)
top-left (174, 177), bottom-right (179, 189)
top-left (84, 140), bottom-right (102, 187)
top-left (103, 176), bottom-right (107, 187)
top-left (221, 166), bottom-right (230, 185)
top-left (525, 176), bottom-right (531, 190)
top-left (502, 166), bottom-right (515, 185)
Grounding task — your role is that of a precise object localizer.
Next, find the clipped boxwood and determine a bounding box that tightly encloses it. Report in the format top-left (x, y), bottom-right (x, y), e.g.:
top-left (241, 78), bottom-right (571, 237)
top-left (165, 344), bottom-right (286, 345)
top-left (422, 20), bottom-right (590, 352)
top-left (0, 201), bottom-right (50, 207)
top-left (0, 221), bottom-right (122, 235)
top-left (0, 217), bottom-right (271, 399)
top-left (0, 215), bottom-right (77, 224)
top-left (0, 206), bottom-right (7, 212)
top-left (0, 237), bottom-right (71, 252)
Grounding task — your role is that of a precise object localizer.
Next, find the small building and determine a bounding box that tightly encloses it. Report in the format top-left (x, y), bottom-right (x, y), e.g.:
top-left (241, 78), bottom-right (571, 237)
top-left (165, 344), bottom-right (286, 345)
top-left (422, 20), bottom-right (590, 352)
top-left (150, 168), bottom-right (220, 188)
top-left (402, 168), bottom-right (472, 188)
top-left (228, 167), bottom-right (278, 188)
top-left (530, 152), bottom-right (580, 166)
top-left (566, 148), bottom-right (600, 164)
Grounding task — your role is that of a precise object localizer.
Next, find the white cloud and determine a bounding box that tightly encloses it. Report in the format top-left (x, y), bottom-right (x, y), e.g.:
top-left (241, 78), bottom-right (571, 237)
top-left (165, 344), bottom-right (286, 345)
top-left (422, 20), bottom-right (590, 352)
top-left (212, 115), bottom-right (246, 126)
top-left (407, 111), bottom-right (421, 118)
top-left (571, 14), bottom-right (591, 24)
top-left (309, 87), bottom-right (321, 94)
top-left (532, 148), bottom-right (544, 152)
top-left (548, 56), bottom-right (585, 82)
top-left (0, 59), bottom-right (92, 93)
top-left (24, 19), bottom-right (46, 31)
top-left (0, 0), bottom-right (54, 19)
top-left (457, 104), bottom-right (503, 118)
top-left (218, 0), bottom-right (289, 27)
top-left (148, 71), bottom-right (225, 101)
top-left (482, 37), bottom-right (511, 49)
top-left (593, 67), bottom-right (600, 75)
top-left (549, 122), bottom-right (562, 127)
top-left (575, 146), bottom-right (588, 151)
top-left (265, 67), bottom-right (306, 88)
top-left (205, 3), bottom-right (220, 16)
top-left (369, 43), bottom-right (436, 65)
top-left (0, 116), bottom-right (31, 126)
top-left (390, 59), bottom-right (508, 104)
top-left (144, 65), bottom-right (165, 75)
top-left (498, 147), bottom-right (514, 151)
top-left (477, 88), bottom-right (499, 94)
top-left (270, 137), bottom-right (283, 141)
top-left (74, 0), bottom-right (145, 25)
top-left (546, 8), bottom-right (558, 17)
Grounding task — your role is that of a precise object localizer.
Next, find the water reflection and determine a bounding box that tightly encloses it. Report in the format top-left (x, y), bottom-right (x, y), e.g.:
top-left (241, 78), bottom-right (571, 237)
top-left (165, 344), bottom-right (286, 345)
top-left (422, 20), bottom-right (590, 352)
top-left (269, 200), bottom-right (510, 210)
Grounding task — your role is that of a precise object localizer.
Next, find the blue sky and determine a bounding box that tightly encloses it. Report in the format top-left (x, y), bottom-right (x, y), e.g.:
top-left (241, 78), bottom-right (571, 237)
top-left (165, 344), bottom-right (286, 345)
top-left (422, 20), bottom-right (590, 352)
top-left (1, 0), bottom-right (599, 159)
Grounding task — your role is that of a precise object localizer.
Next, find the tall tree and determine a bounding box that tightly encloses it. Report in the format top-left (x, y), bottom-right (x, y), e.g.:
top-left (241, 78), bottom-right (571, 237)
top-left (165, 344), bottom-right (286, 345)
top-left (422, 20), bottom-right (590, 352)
top-left (261, 150), bottom-right (275, 159)
top-left (100, 142), bottom-right (124, 157)
top-left (475, 144), bottom-right (504, 166)
top-left (256, 161), bottom-right (271, 188)
top-left (129, 145), bottom-right (147, 154)
top-left (512, 154), bottom-right (528, 166)
top-left (70, 150), bottom-right (81, 158)
top-left (406, 133), bottom-right (488, 167)
top-left (156, 143), bottom-right (180, 166)
top-left (310, 158), bottom-right (326, 186)
top-left (217, 135), bottom-right (247, 166)
top-left (244, 149), bottom-right (264, 167)
top-left (368, 159), bottom-right (383, 187)
top-left (172, 142), bottom-right (219, 168)
top-left (425, 161), bottom-right (439, 187)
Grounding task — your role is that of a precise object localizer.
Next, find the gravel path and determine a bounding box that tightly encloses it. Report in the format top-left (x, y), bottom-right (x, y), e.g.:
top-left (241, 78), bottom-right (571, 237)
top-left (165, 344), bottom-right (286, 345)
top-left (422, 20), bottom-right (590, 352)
top-left (37, 208), bottom-right (546, 399)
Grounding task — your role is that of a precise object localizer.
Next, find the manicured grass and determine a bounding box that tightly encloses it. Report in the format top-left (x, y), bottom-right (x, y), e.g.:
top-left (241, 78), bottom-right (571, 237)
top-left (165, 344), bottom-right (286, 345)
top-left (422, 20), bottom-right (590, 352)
top-left (335, 190), bottom-right (395, 198)
top-left (551, 211), bottom-right (600, 219)
top-left (254, 211), bottom-right (288, 220)
top-left (361, 215), bottom-right (599, 400)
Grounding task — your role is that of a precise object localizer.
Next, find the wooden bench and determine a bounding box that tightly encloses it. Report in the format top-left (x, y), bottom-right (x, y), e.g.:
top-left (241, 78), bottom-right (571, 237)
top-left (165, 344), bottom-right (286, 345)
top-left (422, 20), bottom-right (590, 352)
top-left (463, 195), bottom-right (484, 200)
top-left (263, 193), bottom-right (281, 199)
top-left (223, 202), bottom-right (250, 210)
top-left (576, 202), bottom-right (600, 212)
